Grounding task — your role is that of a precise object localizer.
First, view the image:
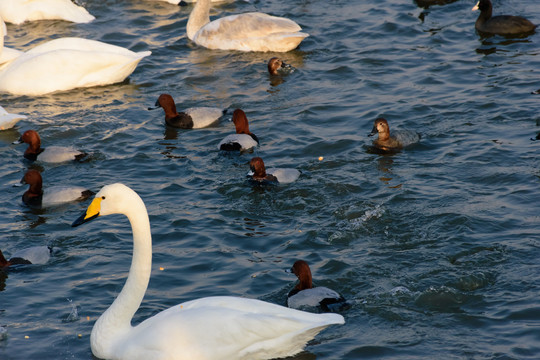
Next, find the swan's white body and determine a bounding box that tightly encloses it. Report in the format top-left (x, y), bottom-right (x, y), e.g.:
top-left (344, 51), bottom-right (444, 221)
top-left (9, 246), bottom-right (51, 265)
top-left (0, 22), bottom-right (151, 95)
top-left (184, 106), bottom-right (223, 128)
top-left (288, 287), bottom-right (343, 309)
top-left (0, 19), bottom-right (22, 68)
top-left (0, 105), bottom-right (26, 130)
top-left (218, 133), bottom-right (258, 151)
top-left (151, 0), bottom-right (226, 4)
top-left (186, 0), bottom-right (308, 52)
top-left (0, 0), bottom-right (94, 24)
top-left (73, 184), bottom-right (343, 360)
top-left (266, 168), bottom-right (300, 184)
top-left (0, 47), bottom-right (21, 67)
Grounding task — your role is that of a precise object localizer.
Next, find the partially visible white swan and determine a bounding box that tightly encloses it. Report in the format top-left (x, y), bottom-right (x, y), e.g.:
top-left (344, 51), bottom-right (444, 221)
top-left (0, 106), bottom-right (26, 130)
top-left (150, 0), bottom-right (227, 4)
top-left (0, 18), bottom-right (151, 96)
top-left (0, 0), bottom-right (95, 25)
top-left (186, 0), bottom-right (309, 52)
top-left (72, 184), bottom-right (344, 360)
top-left (0, 18), bottom-right (22, 68)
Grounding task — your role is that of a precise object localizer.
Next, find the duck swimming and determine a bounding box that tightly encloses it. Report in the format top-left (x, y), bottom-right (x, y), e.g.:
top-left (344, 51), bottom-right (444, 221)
top-left (287, 260), bottom-right (347, 312)
top-left (0, 247), bottom-right (51, 268)
top-left (0, 0), bottom-right (94, 25)
top-left (472, 0), bottom-right (536, 37)
top-left (368, 117), bottom-right (420, 152)
top-left (72, 183), bottom-right (344, 360)
top-left (150, 93), bottom-right (225, 129)
top-left (21, 169), bottom-right (94, 208)
top-left (248, 157), bottom-right (300, 185)
top-left (186, 0), bottom-right (308, 52)
top-left (14, 130), bottom-right (86, 163)
top-left (0, 18), bottom-right (150, 96)
top-left (267, 57), bottom-right (290, 76)
top-left (218, 109), bottom-right (259, 152)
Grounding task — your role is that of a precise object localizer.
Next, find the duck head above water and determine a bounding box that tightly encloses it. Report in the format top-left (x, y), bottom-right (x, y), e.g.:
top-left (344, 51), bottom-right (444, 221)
top-left (151, 94), bottom-right (178, 120)
top-left (369, 117), bottom-right (391, 141)
top-left (14, 130), bottom-right (44, 160)
top-left (290, 260), bottom-right (313, 291)
top-left (250, 157), bottom-right (267, 179)
top-left (21, 169), bottom-right (43, 205)
top-left (267, 57), bottom-right (288, 76)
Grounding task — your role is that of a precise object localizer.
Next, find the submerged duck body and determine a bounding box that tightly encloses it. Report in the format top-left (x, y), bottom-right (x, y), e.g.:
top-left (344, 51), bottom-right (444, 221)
top-left (72, 183), bottom-right (344, 360)
top-left (472, 0), bottom-right (537, 36)
top-left (0, 0), bottom-right (94, 24)
top-left (151, 93), bottom-right (224, 129)
top-left (21, 170), bottom-right (94, 207)
top-left (186, 0), bottom-right (308, 52)
top-left (14, 130), bottom-right (85, 163)
top-left (287, 260), bottom-right (347, 312)
top-left (368, 117), bottom-right (420, 152)
top-left (0, 25), bottom-right (150, 96)
top-left (0, 246), bottom-right (51, 268)
top-left (218, 109), bottom-right (259, 152)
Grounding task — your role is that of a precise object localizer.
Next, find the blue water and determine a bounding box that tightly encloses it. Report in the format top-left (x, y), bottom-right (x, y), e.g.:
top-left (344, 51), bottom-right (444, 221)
top-left (1, 0), bottom-right (539, 359)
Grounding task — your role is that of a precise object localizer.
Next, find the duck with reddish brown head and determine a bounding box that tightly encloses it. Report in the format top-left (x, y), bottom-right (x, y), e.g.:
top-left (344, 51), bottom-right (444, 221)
top-left (267, 57), bottom-right (291, 76)
top-left (368, 117), bottom-right (420, 153)
top-left (218, 109), bottom-right (259, 152)
top-left (21, 169), bottom-right (94, 208)
top-left (13, 129), bottom-right (86, 163)
top-left (150, 93), bottom-right (225, 129)
top-left (248, 157), bottom-right (300, 185)
top-left (287, 260), bottom-right (348, 312)
top-left (248, 157), bottom-right (278, 184)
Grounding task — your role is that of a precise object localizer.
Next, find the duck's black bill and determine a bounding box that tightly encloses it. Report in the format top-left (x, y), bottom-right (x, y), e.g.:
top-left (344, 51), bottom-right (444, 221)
top-left (72, 212), bottom-right (99, 227)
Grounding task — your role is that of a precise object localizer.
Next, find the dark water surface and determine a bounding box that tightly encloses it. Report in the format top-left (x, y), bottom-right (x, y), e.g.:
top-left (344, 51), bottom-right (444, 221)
top-left (1, 0), bottom-right (539, 359)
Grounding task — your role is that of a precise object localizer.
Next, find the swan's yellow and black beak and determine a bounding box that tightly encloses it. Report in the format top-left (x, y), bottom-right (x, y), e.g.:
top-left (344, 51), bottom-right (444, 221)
top-left (72, 197), bottom-right (102, 227)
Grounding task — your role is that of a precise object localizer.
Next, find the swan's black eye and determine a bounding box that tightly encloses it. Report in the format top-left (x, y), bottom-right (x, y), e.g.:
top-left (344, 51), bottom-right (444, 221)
top-left (101, 196), bottom-right (106, 200)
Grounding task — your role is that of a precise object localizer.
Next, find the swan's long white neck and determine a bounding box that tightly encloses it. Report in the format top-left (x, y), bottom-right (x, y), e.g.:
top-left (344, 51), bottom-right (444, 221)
top-left (90, 197), bottom-right (152, 358)
top-left (186, 0), bottom-right (211, 40)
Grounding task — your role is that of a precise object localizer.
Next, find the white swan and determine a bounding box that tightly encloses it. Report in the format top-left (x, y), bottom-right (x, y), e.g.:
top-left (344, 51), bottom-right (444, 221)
top-left (0, 18), bottom-right (151, 96)
top-left (186, 0), bottom-right (309, 52)
top-left (0, 18), bottom-right (22, 68)
top-left (0, 105), bottom-right (26, 130)
top-left (150, 0), bottom-right (227, 4)
top-left (72, 183), bottom-right (344, 360)
top-left (0, 0), bottom-right (94, 25)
